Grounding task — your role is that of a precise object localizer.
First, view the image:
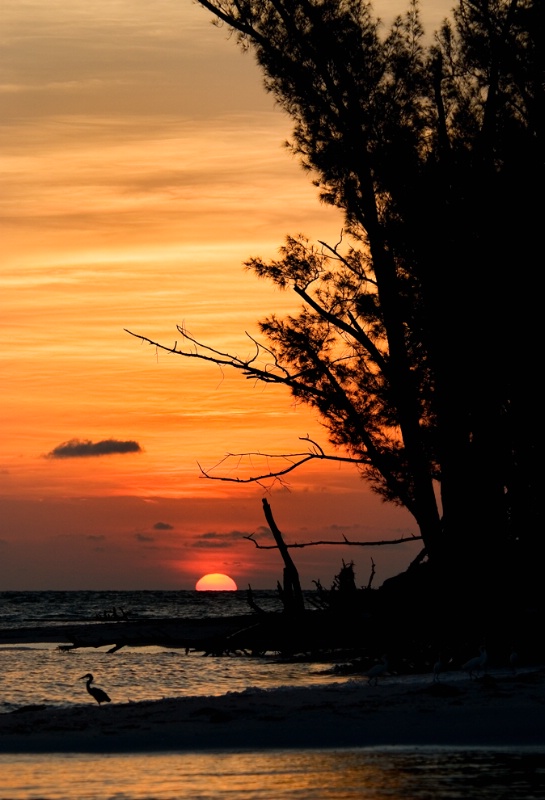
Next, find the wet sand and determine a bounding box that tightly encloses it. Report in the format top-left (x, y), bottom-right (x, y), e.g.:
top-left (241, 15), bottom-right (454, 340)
top-left (1, 669), bottom-right (544, 754)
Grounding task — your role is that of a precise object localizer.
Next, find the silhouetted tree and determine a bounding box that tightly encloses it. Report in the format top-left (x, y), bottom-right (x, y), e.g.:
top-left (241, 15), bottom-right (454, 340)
top-left (128, 1), bottom-right (543, 612)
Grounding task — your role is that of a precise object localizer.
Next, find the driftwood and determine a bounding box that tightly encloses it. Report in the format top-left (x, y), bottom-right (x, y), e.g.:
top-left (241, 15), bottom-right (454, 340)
top-left (0, 616), bottom-right (262, 654)
top-left (0, 502), bottom-right (443, 660)
top-left (0, 606), bottom-right (376, 659)
top-left (262, 498), bottom-right (305, 615)
top-left (0, 499), bottom-right (376, 658)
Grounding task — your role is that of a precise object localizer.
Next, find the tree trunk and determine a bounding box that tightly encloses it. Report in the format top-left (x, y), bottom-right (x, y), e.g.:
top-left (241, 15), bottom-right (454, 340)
top-left (262, 498), bottom-right (305, 614)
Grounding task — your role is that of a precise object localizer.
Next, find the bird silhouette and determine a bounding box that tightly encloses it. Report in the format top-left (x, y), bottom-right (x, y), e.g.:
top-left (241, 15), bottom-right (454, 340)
top-left (509, 649), bottom-right (519, 674)
top-left (432, 653), bottom-right (447, 683)
top-left (80, 673), bottom-right (111, 705)
top-left (366, 655), bottom-right (389, 686)
top-left (462, 645), bottom-right (487, 679)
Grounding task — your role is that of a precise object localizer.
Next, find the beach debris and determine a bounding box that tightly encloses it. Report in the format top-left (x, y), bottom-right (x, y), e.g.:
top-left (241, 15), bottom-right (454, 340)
top-left (80, 673), bottom-right (111, 705)
top-left (95, 606), bottom-right (129, 621)
top-left (57, 644), bottom-right (76, 653)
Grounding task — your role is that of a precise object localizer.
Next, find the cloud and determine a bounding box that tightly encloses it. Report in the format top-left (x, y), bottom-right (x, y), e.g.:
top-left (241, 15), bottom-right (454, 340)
top-left (153, 522), bottom-right (174, 530)
top-left (136, 533), bottom-right (154, 542)
top-left (193, 530), bottom-right (246, 550)
top-left (45, 438), bottom-right (142, 459)
top-left (252, 526), bottom-right (271, 540)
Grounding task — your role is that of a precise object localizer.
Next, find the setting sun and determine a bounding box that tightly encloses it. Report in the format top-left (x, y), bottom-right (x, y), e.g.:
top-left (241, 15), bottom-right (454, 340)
top-left (195, 573), bottom-right (238, 591)
top-left (0, 0), bottom-right (419, 592)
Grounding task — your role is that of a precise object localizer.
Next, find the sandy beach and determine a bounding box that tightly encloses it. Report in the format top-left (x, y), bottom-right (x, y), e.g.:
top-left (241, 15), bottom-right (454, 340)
top-left (1, 668), bottom-right (544, 754)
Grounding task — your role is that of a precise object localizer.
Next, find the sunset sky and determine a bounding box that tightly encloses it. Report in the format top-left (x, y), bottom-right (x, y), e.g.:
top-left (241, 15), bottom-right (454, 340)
top-left (1, 0), bottom-right (452, 591)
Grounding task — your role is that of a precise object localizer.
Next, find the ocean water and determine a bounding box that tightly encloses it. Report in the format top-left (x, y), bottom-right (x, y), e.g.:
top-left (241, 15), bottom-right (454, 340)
top-left (2, 592), bottom-right (545, 799)
top-left (1, 748), bottom-right (544, 799)
top-left (0, 589), bottom-right (287, 630)
top-left (0, 590), bottom-right (341, 712)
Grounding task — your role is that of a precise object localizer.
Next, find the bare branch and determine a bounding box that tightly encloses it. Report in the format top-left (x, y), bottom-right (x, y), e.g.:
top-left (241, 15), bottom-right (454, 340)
top-left (127, 322), bottom-right (375, 486)
top-left (198, 438), bottom-right (369, 484)
top-left (292, 284), bottom-right (387, 374)
top-left (318, 237), bottom-right (378, 288)
top-left (125, 327), bottom-right (332, 397)
top-left (366, 557), bottom-right (376, 589)
top-left (244, 532), bottom-right (422, 549)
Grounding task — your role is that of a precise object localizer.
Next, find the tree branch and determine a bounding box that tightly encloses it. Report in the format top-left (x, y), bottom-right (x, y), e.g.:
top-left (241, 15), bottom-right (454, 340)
top-left (244, 532), bottom-right (422, 549)
top-left (125, 327), bottom-right (333, 398)
top-left (197, 436), bottom-right (369, 484)
top-left (292, 283), bottom-right (388, 374)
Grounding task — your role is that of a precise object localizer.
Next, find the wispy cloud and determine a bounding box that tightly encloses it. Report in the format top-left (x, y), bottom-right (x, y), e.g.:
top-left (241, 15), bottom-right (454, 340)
top-left (193, 530), bottom-right (246, 550)
top-left (252, 526), bottom-right (271, 540)
top-left (136, 533), bottom-right (154, 542)
top-left (45, 438), bottom-right (142, 459)
top-left (153, 522), bottom-right (174, 530)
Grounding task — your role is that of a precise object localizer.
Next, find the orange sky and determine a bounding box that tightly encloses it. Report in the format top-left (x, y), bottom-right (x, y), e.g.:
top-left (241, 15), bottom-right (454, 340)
top-left (1, 1), bottom-right (451, 590)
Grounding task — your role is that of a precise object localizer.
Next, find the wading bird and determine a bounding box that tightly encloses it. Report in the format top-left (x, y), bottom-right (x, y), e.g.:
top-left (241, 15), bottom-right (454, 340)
top-left (433, 653), bottom-right (447, 683)
top-left (366, 655), bottom-right (389, 686)
top-left (80, 673), bottom-right (111, 705)
top-left (509, 649), bottom-right (519, 674)
top-left (462, 646), bottom-right (487, 679)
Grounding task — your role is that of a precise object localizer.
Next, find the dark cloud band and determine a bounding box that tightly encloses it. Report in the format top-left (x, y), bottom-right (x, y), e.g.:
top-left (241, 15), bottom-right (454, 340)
top-left (46, 438), bottom-right (142, 459)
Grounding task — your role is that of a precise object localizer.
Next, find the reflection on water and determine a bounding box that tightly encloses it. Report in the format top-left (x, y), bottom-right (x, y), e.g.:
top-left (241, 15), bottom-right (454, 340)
top-left (0, 590), bottom-right (291, 630)
top-left (0, 643), bottom-right (345, 713)
top-left (0, 590), bottom-right (350, 714)
top-left (1, 748), bottom-right (544, 800)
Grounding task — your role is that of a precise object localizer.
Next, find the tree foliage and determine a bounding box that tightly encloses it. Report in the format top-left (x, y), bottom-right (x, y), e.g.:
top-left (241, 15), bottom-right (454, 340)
top-left (128, 0), bottom-right (544, 607)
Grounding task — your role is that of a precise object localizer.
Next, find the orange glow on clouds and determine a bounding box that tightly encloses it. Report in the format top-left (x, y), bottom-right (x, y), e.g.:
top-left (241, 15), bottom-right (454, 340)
top-left (0, 0), bottom-right (440, 589)
top-left (196, 573), bottom-right (238, 591)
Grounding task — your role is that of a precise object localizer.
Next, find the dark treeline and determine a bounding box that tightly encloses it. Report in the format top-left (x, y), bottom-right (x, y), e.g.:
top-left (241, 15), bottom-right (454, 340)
top-left (128, 0), bottom-right (544, 648)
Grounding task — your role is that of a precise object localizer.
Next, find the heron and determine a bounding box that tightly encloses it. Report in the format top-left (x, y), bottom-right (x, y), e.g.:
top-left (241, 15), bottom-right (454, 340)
top-left (462, 645), bottom-right (487, 679)
top-left (366, 655), bottom-right (389, 686)
top-left (432, 653), bottom-right (447, 683)
top-left (509, 649), bottom-right (519, 674)
top-left (80, 673), bottom-right (111, 705)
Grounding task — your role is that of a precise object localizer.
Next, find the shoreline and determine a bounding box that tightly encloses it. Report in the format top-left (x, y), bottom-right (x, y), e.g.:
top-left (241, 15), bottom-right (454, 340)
top-left (1, 669), bottom-right (544, 754)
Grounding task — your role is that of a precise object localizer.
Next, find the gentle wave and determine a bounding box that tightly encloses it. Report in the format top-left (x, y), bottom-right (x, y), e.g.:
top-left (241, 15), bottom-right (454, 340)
top-left (0, 590), bottom-right (339, 713)
top-left (2, 748), bottom-right (545, 800)
top-left (0, 589), bottom-right (292, 628)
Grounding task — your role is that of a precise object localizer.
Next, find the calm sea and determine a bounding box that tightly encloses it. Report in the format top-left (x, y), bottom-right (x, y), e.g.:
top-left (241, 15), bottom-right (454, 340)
top-left (1, 591), bottom-right (544, 799)
top-left (0, 589), bottom-right (286, 630)
top-left (2, 748), bottom-right (545, 800)
top-left (0, 590), bottom-right (336, 712)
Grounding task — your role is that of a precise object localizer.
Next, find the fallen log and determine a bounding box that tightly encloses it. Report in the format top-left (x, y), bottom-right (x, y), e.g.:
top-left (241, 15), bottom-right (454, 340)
top-left (0, 609), bottom-right (370, 657)
top-left (0, 614), bottom-right (264, 653)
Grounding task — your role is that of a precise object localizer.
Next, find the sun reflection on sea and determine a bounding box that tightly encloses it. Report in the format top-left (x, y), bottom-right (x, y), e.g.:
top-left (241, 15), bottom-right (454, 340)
top-left (0, 749), bottom-right (544, 800)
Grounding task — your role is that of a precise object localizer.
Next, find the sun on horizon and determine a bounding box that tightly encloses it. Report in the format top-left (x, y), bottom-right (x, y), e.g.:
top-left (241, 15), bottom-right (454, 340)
top-left (195, 573), bottom-right (238, 591)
